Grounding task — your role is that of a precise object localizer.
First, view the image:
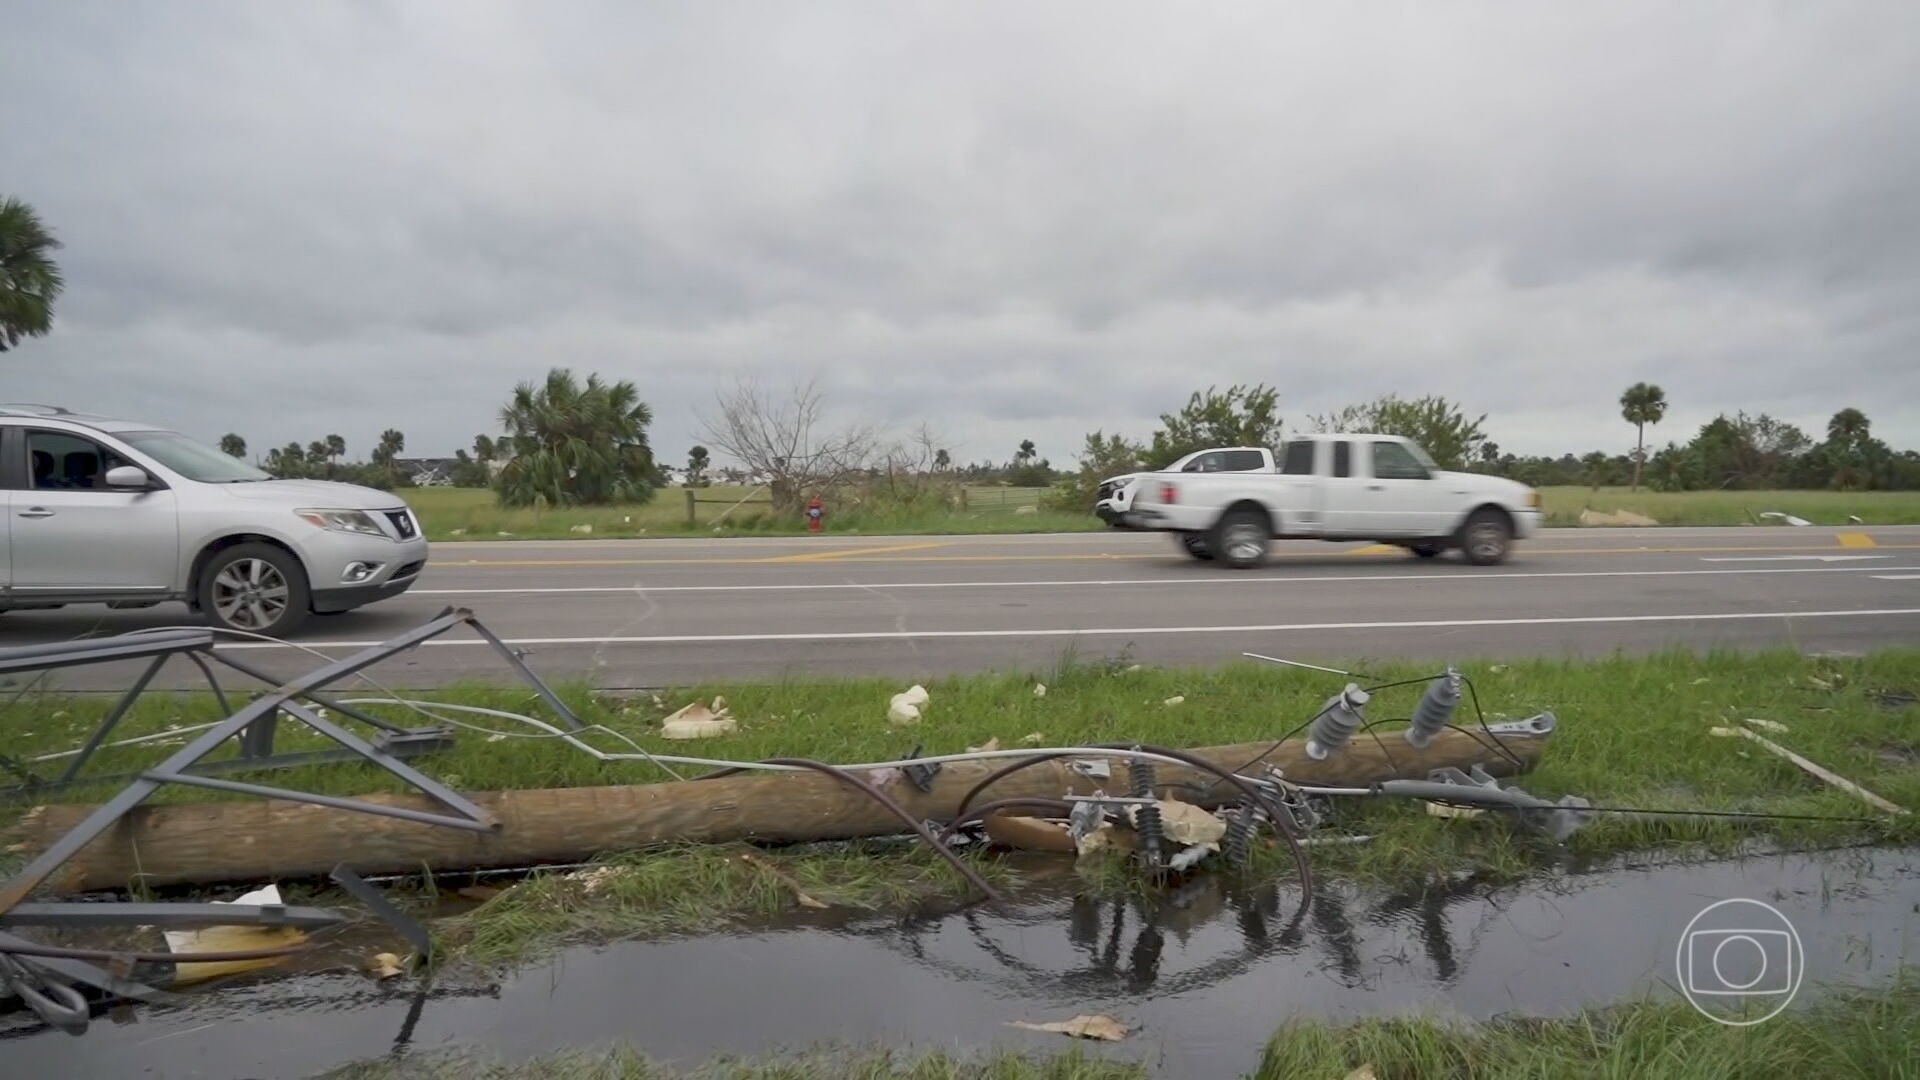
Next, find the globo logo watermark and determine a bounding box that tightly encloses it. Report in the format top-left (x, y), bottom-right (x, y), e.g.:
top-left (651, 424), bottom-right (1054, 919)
top-left (1675, 897), bottom-right (1806, 1026)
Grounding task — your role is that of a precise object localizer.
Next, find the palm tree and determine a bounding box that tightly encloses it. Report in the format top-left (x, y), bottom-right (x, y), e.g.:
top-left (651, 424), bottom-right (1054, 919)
top-left (325, 434), bottom-right (346, 476)
top-left (1016, 439), bottom-right (1037, 464)
top-left (306, 440), bottom-right (330, 469)
top-left (934, 448), bottom-right (951, 471)
top-left (219, 433), bottom-right (247, 459)
top-left (370, 429), bottom-right (405, 481)
top-left (685, 444), bottom-right (711, 487)
top-left (1619, 383), bottom-right (1669, 491)
top-left (1827, 408), bottom-right (1870, 449)
top-left (494, 368), bottom-right (658, 508)
top-left (0, 196), bottom-right (64, 352)
top-left (473, 433), bottom-right (497, 462)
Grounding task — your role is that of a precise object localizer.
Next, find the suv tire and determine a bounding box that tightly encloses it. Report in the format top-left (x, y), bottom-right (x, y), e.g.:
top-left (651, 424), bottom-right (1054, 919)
top-left (198, 543), bottom-right (312, 637)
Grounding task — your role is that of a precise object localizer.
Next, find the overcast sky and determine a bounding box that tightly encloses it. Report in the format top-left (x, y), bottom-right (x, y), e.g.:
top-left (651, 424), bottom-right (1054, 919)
top-left (5, 2), bottom-right (1917, 468)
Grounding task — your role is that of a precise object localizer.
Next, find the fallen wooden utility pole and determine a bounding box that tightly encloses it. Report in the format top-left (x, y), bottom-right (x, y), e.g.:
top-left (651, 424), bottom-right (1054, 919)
top-left (4, 724), bottom-right (1550, 894)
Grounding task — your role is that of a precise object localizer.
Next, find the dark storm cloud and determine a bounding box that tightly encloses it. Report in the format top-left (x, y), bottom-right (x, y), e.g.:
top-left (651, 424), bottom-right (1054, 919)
top-left (3, 1), bottom-right (1917, 465)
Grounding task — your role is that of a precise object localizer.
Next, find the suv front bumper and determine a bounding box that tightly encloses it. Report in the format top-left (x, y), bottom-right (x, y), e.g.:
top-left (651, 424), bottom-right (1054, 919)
top-left (300, 529), bottom-right (429, 613)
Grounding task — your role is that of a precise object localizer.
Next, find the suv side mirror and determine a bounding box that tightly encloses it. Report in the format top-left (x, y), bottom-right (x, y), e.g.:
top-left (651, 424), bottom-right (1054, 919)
top-left (105, 465), bottom-right (153, 490)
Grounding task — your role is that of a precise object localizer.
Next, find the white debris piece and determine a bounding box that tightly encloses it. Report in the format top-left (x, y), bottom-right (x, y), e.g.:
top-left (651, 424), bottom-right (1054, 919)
top-left (1759, 511), bottom-right (1813, 527)
top-left (887, 684), bottom-right (930, 726)
top-left (1163, 695), bottom-right (1185, 708)
top-left (1033, 683), bottom-right (1048, 698)
top-left (660, 701), bottom-right (737, 739)
top-left (570, 524), bottom-right (594, 534)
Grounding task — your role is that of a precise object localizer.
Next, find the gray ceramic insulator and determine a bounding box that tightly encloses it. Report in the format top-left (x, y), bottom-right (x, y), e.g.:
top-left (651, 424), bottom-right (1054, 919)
top-left (1405, 668), bottom-right (1463, 749)
top-left (1305, 684), bottom-right (1370, 760)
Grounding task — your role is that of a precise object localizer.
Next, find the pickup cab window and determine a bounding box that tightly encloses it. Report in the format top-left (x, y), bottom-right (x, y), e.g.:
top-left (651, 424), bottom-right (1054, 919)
top-left (1332, 441), bottom-right (1353, 478)
top-left (1279, 441), bottom-right (1315, 475)
top-left (1181, 452), bottom-right (1226, 472)
top-left (1221, 449), bottom-right (1266, 471)
top-left (1371, 440), bottom-right (1432, 480)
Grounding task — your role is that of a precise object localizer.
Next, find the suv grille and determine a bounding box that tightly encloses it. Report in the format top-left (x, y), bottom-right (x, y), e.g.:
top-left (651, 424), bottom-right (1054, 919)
top-left (384, 510), bottom-right (418, 540)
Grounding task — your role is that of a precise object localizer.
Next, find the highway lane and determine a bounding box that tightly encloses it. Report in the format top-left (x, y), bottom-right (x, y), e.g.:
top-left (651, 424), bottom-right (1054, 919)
top-left (4, 526), bottom-right (1919, 690)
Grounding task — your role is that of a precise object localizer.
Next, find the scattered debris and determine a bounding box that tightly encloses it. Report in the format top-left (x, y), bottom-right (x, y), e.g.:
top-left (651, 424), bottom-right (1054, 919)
top-left (1033, 683), bottom-right (1048, 698)
top-left (1579, 508), bottom-right (1659, 527)
top-left (1009, 1014), bottom-right (1131, 1042)
top-left (967, 737), bottom-right (1003, 753)
top-left (570, 524), bottom-right (594, 535)
top-left (1711, 725), bottom-right (1909, 816)
top-left (368, 952), bottom-right (407, 980)
top-left (1154, 798), bottom-right (1227, 847)
top-left (1020, 732), bottom-right (1046, 745)
top-left (1425, 801), bottom-right (1485, 820)
top-left (495, 531), bottom-right (514, 537)
top-left (887, 684), bottom-right (931, 726)
top-left (1691, 677), bottom-right (1712, 686)
top-left (660, 701), bottom-right (737, 740)
top-left (566, 866), bottom-right (629, 896)
top-left (1759, 511), bottom-right (1813, 527)
top-left (1345, 1066), bottom-right (1380, 1080)
top-left (1163, 695), bottom-right (1186, 708)
top-left (1742, 717), bottom-right (1790, 734)
top-left (737, 852), bottom-right (829, 910)
top-left (448, 528), bottom-right (467, 537)
top-left (1849, 514), bottom-right (1865, 524)
top-left (984, 815), bottom-right (1077, 854)
top-left (711, 695), bottom-right (729, 713)
top-left (160, 884), bottom-right (306, 984)
top-left (1871, 689), bottom-right (1918, 711)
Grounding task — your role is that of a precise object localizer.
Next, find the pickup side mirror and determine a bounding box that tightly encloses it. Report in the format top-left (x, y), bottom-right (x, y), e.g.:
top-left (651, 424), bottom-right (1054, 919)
top-left (104, 465), bottom-right (154, 490)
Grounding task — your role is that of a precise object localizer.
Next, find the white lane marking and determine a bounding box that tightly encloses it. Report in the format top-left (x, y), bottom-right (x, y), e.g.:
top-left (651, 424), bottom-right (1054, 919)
top-left (410, 564), bottom-right (1914, 596)
top-left (220, 607), bottom-right (1920, 651)
top-left (1698, 555), bottom-right (1888, 563)
top-left (1873, 574), bottom-right (1920, 581)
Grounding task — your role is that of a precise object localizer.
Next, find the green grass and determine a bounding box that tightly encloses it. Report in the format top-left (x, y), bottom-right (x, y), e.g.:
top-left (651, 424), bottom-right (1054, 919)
top-left (1540, 486), bottom-right (1920, 527)
top-left (402, 484), bottom-right (1920, 542)
top-left (435, 843), bottom-right (1012, 970)
top-left (326, 1047), bottom-right (1143, 1080)
top-left (403, 485), bottom-right (1096, 542)
top-left (320, 979), bottom-right (1919, 1080)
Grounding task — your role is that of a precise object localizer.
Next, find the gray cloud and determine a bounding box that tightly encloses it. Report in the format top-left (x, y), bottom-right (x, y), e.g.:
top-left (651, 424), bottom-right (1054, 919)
top-left (4, 1), bottom-right (1917, 467)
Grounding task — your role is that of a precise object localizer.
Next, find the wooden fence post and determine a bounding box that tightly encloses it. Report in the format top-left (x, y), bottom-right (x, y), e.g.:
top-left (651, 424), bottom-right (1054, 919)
top-left (685, 488), bottom-right (696, 525)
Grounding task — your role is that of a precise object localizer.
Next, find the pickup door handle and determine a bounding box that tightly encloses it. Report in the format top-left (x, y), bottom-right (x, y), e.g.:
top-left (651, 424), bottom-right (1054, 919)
top-left (1366, 484), bottom-right (1385, 491)
top-left (18, 507), bottom-right (55, 519)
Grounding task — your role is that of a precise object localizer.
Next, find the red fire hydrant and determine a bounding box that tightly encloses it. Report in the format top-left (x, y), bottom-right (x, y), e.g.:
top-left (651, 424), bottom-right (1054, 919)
top-left (806, 496), bottom-right (824, 533)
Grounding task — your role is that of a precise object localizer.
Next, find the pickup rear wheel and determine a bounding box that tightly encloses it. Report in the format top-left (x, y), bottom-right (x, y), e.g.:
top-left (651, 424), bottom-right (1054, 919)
top-left (1460, 510), bottom-right (1513, 566)
top-left (1211, 509), bottom-right (1271, 569)
top-left (1178, 533), bottom-right (1214, 560)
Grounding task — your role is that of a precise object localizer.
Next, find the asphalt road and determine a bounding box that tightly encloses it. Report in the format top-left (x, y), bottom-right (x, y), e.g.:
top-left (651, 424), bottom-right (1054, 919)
top-left (6, 526), bottom-right (1920, 691)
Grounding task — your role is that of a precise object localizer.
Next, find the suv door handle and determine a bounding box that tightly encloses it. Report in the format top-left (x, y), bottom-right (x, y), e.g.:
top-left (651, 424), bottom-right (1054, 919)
top-left (18, 507), bottom-right (55, 518)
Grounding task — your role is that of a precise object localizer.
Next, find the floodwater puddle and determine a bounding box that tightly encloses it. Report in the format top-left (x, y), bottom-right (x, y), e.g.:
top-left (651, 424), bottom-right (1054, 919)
top-left (5, 845), bottom-right (1918, 1078)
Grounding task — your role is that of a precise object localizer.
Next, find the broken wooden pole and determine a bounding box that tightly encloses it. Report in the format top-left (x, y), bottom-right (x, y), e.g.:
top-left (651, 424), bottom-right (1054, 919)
top-left (3, 725), bottom-right (1549, 894)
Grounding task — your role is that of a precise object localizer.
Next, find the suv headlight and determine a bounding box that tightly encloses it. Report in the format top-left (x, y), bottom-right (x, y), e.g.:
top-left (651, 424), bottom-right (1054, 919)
top-left (296, 508), bottom-right (386, 536)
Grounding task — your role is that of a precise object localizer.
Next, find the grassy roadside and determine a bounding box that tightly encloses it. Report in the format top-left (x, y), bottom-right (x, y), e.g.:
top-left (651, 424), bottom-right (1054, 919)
top-left (324, 979), bottom-right (1920, 1079)
top-left (404, 485), bottom-right (1100, 541)
top-left (401, 484), bottom-right (1920, 541)
top-left (5, 650), bottom-right (1916, 957)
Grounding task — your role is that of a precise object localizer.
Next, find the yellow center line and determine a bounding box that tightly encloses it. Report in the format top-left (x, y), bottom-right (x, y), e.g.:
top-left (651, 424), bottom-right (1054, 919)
top-left (760, 541), bottom-right (950, 564)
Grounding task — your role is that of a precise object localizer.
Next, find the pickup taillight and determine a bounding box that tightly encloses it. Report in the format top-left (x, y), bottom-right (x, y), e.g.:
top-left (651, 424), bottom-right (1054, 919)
top-left (1161, 482), bottom-right (1178, 505)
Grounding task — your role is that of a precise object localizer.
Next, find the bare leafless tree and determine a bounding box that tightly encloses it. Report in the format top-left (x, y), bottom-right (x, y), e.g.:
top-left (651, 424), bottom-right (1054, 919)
top-left (701, 376), bottom-right (878, 512)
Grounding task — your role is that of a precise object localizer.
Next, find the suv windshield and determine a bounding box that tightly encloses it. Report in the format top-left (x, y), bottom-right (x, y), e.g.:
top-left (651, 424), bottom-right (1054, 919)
top-left (119, 430), bottom-right (272, 483)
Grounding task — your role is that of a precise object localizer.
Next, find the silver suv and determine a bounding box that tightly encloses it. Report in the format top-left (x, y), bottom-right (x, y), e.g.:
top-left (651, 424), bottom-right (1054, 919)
top-left (1, 404), bottom-right (428, 636)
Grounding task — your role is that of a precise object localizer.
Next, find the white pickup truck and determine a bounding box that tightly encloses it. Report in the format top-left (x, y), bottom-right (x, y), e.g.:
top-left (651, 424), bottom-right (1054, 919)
top-left (1126, 433), bottom-right (1544, 568)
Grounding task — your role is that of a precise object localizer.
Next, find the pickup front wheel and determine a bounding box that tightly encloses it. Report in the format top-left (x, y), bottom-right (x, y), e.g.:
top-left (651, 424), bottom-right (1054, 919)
top-left (1211, 510), bottom-right (1271, 569)
top-left (1178, 533), bottom-right (1214, 561)
top-left (1460, 510), bottom-right (1514, 566)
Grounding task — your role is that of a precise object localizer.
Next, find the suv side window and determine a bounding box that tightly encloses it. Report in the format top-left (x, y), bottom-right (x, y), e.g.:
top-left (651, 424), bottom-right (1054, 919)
top-left (1222, 450), bottom-right (1266, 471)
top-left (26, 430), bottom-right (132, 491)
top-left (1279, 441), bottom-right (1315, 475)
top-left (1371, 440), bottom-right (1431, 480)
top-left (1332, 440), bottom-right (1353, 478)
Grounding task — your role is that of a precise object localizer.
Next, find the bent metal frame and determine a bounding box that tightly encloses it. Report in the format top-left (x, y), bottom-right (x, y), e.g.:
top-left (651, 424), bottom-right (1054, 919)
top-left (0, 608), bottom-right (584, 1033)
